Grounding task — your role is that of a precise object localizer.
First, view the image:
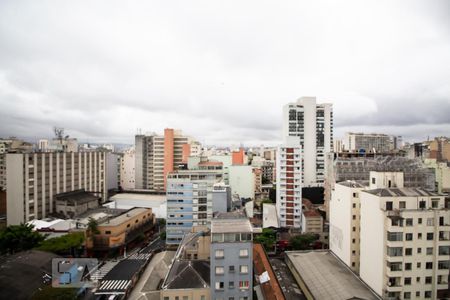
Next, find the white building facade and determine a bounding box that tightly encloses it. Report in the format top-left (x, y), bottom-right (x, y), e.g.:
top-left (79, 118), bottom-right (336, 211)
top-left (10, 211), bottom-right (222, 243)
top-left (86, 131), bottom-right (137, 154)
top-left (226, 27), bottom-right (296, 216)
top-left (119, 147), bottom-right (135, 190)
top-left (282, 97), bottom-right (333, 187)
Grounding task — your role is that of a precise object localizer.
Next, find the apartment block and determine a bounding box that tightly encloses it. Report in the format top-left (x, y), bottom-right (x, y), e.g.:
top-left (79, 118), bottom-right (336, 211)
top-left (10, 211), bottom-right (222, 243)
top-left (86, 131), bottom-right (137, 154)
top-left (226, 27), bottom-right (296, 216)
top-left (210, 215), bottom-right (253, 300)
top-left (119, 147), bottom-right (135, 190)
top-left (276, 140), bottom-right (302, 228)
top-left (6, 151), bottom-right (117, 225)
top-left (359, 172), bottom-right (450, 299)
top-left (330, 180), bottom-right (365, 273)
top-left (282, 96), bottom-right (333, 187)
top-left (135, 129), bottom-right (198, 191)
top-left (344, 132), bottom-right (392, 153)
top-left (166, 160), bottom-right (223, 246)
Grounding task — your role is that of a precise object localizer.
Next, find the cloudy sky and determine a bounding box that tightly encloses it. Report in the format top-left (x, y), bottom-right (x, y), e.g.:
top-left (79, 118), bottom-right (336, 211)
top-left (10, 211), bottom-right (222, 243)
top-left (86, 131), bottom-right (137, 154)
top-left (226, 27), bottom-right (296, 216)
top-left (0, 0), bottom-right (449, 146)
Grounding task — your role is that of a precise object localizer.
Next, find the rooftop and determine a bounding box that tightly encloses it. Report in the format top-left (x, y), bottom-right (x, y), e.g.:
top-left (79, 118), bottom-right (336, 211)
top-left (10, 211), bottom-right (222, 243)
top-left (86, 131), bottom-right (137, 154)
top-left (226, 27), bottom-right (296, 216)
top-left (337, 180), bottom-right (366, 188)
top-left (55, 189), bottom-right (99, 205)
top-left (253, 244), bottom-right (284, 300)
top-left (286, 250), bottom-right (379, 300)
top-left (211, 215), bottom-right (253, 233)
top-left (363, 187), bottom-right (442, 197)
top-left (303, 210), bottom-right (322, 218)
top-left (99, 207), bottom-right (150, 227)
top-left (162, 260), bottom-right (210, 290)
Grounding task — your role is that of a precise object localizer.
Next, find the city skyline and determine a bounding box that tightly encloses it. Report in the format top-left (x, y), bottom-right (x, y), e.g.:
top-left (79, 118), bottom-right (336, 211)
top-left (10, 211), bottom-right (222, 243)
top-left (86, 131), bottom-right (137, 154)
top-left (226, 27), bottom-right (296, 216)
top-left (1, 0), bottom-right (449, 146)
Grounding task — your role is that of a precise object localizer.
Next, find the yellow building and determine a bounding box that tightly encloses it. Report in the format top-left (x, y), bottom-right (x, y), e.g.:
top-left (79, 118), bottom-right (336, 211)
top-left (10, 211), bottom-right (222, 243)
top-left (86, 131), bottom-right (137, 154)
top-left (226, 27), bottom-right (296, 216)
top-left (87, 207), bottom-right (155, 255)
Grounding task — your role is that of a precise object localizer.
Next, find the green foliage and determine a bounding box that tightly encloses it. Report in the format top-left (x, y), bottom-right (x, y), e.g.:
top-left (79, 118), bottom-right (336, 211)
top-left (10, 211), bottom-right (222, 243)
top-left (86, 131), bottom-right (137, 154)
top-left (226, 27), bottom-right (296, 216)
top-left (32, 285), bottom-right (77, 300)
top-left (37, 232), bottom-right (85, 254)
top-left (260, 199), bottom-right (273, 205)
top-left (87, 217), bottom-right (99, 234)
top-left (158, 219), bottom-right (166, 226)
top-left (254, 228), bottom-right (276, 250)
top-left (0, 224), bottom-right (45, 254)
top-left (289, 234), bottom-right (317, 250)
top-left (160, 231), bottom-right (166, 240)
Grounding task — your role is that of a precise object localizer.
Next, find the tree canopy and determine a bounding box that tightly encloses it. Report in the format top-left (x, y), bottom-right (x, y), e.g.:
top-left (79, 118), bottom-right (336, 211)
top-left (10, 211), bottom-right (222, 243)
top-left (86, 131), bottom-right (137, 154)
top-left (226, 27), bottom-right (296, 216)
top-left (254, 228), bottom-right (276, 250)
top-left (37, 232), bottom-right (85, 254)
top-left (289, 233), bottom-right (317, 250)
top-left (0, 224), bottom-right (45, 254)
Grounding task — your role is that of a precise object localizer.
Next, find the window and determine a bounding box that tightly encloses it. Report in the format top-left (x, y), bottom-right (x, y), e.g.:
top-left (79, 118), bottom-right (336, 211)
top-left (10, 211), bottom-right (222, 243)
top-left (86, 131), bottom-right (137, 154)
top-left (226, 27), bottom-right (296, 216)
top-left (239, 249), bottom-right (249, 257)
top-left (239, 281), bottom-right (249, 289)
top-left (405, 263), bottom-right (412, 270)
top-left (405, 248), bottom-right (412, 256)
top-left (426, 262), bottom-right (433, 269)
top-left (406, 233), bottom-right (413, 241)
top-left (386, 201), bottom-right (393, 211)
top-left (353, 192), bottom-right (358, 198)
top-left (372, 177), bottom-right (376, 184)
top-left (438, 260), bottom-right (450, 270)
top-left (215, 266), bottom-right (224, 275)
top-left (406, 218), bottom-right (413, 226)
top-left (418, 233), bottom-right (422, 239)
top-left (387, 247), bottom-right (403, 257)
top-left (417, 262), bottom-right (421, 268)
top-left (416, 291), bottom-right (420, 297)
top-left (426, 247), bottom-right (433, 255)
top-left (427, 218), bottom-right (434, 226)
top-left (432, 199), bottom-right (439, 208)
top-left (418, 218), bottom-right (422, 224)
top-left (427, 232), bottom-right (434, 240)
top-left (229, 281), bottom-right (234, 289)
top-left (229, 265), bottom-right (235, 272)
top-left (387, 232), bottom-right (403, 241)
top-left (404, 292), bottom-right (411, 299)
top-left (183, 297), bottom-right (188, 300)
top-left (215, 281), bottom-right (224, 290)
top-left (215, 249), bottom-right (224, 259)
top-left (404, 277), bottom-right (411, 285)
top-left (425, 276), bottom-right (432, 284)
top-left (352, 215), bottom-right (356, 220)
top-left (417, 277), bottom-right (421, 283)
top-left (417, 248), bottom-right (422, 254)
top-left (352, 203), bottom-right (356, 208)
top-left (201, 296), bottom-right (206, 300)
top-left (425, 291), bottom-right (432, 298)
top-left (399, 201), bottom-right (406, 209)
top-left (352, 227), bottom-right (356, 232)
top-left (352, 238), bottom-right (355, 244)
top-left (240, 265), bottom-right (248, 274)
top-left (164, 297), bottom-right (169, 300)
top-left (105, 231), bottom-right (111, 234)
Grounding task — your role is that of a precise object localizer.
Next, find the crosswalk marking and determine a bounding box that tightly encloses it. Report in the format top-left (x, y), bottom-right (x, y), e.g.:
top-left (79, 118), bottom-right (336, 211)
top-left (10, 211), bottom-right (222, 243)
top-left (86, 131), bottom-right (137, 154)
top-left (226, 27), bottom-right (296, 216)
top-left (91, 261), bottom-right (119, 281)
top-left (99, 280), bottom-right (131, 291)
top-left (127, 253), bottom-right (151, 260)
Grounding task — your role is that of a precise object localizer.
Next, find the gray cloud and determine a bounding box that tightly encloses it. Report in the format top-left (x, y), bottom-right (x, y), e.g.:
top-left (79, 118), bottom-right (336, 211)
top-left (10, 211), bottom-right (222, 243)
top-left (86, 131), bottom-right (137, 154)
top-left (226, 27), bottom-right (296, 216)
top-left (0, 0), bottom-right (449, 146)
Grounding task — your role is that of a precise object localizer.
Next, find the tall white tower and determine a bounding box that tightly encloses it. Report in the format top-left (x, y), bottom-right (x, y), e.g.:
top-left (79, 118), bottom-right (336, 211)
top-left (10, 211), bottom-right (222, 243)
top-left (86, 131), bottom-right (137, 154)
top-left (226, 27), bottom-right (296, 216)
top-left (282, 97), bottom-right (333, 187)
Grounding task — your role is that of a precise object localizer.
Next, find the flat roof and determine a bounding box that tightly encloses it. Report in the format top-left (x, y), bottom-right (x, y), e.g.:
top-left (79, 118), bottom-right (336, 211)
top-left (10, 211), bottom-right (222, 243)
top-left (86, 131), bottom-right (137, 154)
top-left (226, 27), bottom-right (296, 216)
top-left (286, 251), bottom-right (379, 300)
top-left (211, 217), bottom-right (252, 233)
top-left (100, 207), bottom-right (150, 227)
top-left (110, 193), bottom-right (166, 202)
top-left (363, 187), bottom-right (442, 197)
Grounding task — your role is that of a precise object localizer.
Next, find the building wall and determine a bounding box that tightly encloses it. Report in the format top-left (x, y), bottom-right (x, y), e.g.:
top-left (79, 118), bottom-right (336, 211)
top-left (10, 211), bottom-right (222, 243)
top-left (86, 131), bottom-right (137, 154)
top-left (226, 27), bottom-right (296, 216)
top-left (120, 148), bottom-right (135, 190)
top-left (166, 170), bottom-right (222, 246)
top-left (6, 152), bottom-right (108, 225)
top-left (282, 97), bottom-right (333, 187)
top-left (160, 288), bottom-right (210, 300)
top-left (276, 143), bottom-right (302, 228)
top-left (211, 241), bottom-right (253, 300)
top-left (345, 132), bottom-right (391, 153)
top-left (228, 165), bottom-right (255, 199)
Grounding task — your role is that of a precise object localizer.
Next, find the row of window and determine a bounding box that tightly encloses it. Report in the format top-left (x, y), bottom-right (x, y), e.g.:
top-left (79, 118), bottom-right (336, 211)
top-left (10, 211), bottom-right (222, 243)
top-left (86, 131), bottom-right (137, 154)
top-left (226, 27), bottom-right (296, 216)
top-left (215, 249), bottom-right (248, 258)
top-left (215, 265), bottom-right (248, 274)
top-left (215, 280), bottom-right (249, 290)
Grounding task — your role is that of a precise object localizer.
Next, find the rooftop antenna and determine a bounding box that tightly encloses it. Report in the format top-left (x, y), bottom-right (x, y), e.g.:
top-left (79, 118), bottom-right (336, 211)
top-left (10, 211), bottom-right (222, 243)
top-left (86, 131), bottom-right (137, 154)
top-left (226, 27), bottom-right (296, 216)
top-left (54, 127), bottom-right (64, 143)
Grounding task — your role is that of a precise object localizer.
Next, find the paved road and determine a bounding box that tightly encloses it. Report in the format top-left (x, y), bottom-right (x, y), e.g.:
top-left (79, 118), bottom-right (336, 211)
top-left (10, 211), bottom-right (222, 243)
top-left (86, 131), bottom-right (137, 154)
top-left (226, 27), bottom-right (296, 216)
top-left (269, 257), bottom-right (306, 300)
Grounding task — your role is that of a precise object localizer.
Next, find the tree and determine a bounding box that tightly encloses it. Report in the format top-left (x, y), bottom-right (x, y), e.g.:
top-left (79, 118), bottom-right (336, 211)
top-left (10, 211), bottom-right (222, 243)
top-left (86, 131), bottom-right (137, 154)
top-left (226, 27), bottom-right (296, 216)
top-left (159, 231), bottom-right (166, 240)
top-left (0, 224), bottom-right (45, 254)
top-left (37, 232), bottom-right (85, 255)
top-left (254, 228), bottom-right (276, 250)
top-left (289, 234), bottom-right (317, 250)
top-left (87, 217), bottom-right (100, 234)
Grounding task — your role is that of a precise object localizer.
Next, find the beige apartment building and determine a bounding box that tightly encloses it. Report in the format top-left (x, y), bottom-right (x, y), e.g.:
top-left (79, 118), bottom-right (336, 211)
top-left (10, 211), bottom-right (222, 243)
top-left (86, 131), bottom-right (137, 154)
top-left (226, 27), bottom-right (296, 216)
top-left (86, 207), bottom-right (155, 254)
top-left (6, 151), bottom-right (117, 225)
top-left (135, 129), bottom-right (199, 191)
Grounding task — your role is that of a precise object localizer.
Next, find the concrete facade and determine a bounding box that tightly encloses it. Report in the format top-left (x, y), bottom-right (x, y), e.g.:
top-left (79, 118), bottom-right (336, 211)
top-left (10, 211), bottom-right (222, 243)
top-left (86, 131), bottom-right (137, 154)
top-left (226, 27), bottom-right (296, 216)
top-left (6, 151), bottom-right (113, 225)
top-left (282, 97), bottom-right (333, 187)
top-left (228, 165), bottom-right (255, 199)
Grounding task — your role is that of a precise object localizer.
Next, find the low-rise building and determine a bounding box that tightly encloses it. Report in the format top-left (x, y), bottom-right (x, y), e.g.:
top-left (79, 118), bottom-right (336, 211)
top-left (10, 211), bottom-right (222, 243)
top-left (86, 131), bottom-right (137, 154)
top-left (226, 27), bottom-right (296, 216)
top-left (87, 207), bottom-right (155, 255)
top-left (55, 189), bottom-right (99, 218)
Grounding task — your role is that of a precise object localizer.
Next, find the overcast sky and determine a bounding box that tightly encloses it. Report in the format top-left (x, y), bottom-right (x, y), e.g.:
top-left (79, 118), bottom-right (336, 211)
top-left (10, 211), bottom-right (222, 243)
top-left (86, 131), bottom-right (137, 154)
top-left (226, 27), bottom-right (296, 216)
top-left (0, 0), bottom-right (449, 146)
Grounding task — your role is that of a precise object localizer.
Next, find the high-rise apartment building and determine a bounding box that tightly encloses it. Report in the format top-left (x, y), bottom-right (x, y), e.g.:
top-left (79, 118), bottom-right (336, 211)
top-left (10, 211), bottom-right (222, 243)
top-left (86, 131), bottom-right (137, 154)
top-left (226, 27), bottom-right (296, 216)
top-left (331, 171), bottom-right (450, 299)
top-left (166, 159), bottom-right (223, 246)
top-left (282, 96), bottom-right (333, 187)
top-left (276, 138), bottom-right (302, 228)
top-left (344, 132), bottom-right (392, 153)
top-left (210, 214), bottom-right (253, 300)
top-left (135, 129), bottom-right (199, 191)
top-left (119, 147), bottom-right (135, 190)
top-left (6, 151), bottom-right (117, 225)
